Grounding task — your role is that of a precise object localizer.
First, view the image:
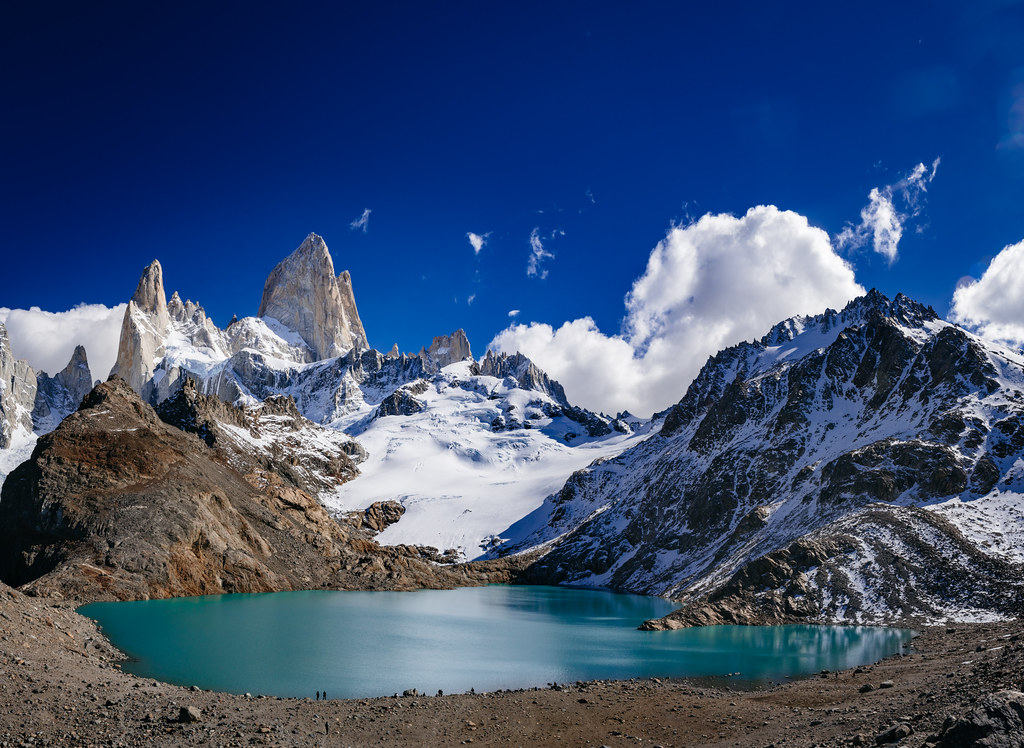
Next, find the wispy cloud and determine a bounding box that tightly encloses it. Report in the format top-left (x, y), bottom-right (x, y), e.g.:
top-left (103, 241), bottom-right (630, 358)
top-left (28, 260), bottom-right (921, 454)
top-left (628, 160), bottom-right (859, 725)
top-left (467, 231), bottom-right (490, 255)
top-left (585, 188), bottom-right (595, 204)
top-left (467, 293), bottom-right (476, 306)
top-left (835, 159), bottom-right (940, 264)
top-left (508, 309), bottom-right (520, 318)
top-left (526, 227), bottom-right (558, 279)
top-left (349, 208), bottom-right (372, 233)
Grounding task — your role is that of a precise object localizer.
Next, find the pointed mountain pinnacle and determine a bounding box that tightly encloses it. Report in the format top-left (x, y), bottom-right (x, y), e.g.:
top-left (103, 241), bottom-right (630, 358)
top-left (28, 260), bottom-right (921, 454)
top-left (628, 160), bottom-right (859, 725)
top-left (131, 259), bottom-right (170, 334)
top-left (258, 233), bottom-right (369, 360)
top-left (109, 259), bottom-right (171, 391)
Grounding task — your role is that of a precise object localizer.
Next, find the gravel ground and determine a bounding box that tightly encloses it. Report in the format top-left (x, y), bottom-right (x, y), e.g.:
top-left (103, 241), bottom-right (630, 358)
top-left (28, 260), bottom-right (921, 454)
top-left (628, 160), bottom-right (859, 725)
top-left (2, 582), bottom-right (1021, 747)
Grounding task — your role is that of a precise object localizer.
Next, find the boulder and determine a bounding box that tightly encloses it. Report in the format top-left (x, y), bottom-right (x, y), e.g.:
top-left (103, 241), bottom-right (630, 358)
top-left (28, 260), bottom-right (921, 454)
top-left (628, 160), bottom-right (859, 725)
top-left (178, 705), bottom-right (202, 723)
top-left (934, 690), bottom-right (1024, 747)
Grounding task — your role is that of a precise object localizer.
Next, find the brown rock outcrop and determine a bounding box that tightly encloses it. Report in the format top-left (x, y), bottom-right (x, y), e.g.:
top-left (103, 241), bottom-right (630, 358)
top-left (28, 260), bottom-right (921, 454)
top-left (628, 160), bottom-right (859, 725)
top-left (0, 377), bottom-right (527, 602)
top-left (345, 500), bottom-right (407, 533)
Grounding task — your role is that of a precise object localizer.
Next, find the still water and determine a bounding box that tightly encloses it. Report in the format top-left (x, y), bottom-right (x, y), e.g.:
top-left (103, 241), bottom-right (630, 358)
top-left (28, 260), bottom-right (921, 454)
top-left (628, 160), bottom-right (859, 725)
top-left (80, 585), bottom-right (911, 699)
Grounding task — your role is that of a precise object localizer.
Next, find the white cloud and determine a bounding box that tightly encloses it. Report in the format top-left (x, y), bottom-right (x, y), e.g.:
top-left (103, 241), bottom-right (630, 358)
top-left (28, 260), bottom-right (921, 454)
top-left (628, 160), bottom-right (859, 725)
top-left (836, 159), bottom-right (940, 264)
top-left (0, 303), bottom-right (127, 382)
top-left (508, 309), bottom-right (520, 318)
top-left (491, 206), bottom-right (864, 416)
top-left (350, 208), bottom-right (372, 232)
top-left (467, 293), bottom-right (476, 306)
top-left (526, 227), bottom-right (556, 279)
top-left (467, 232), bottom-right (490, 255)
top-left (950, 238), bottom-right (1024, 344)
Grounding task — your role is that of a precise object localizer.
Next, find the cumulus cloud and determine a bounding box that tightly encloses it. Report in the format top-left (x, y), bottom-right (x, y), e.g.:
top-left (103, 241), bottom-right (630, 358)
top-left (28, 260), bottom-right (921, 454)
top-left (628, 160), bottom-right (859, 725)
top-left (491, 206), bottom-right (864, 416)
top-left (467, 232), bottom-right (490, 254)
top-left (0, 303), bottom-right (127, 382)
top-left (526, 227), bottom-right (557, 279)
top-left (349, 208), bottom-right (372, 232)
top-left (836, 158), bottom-right (940, 264)
top-left (950, 238), bottom-right (1024, 344)
top-left (508, 309), bottom-right (520, 318)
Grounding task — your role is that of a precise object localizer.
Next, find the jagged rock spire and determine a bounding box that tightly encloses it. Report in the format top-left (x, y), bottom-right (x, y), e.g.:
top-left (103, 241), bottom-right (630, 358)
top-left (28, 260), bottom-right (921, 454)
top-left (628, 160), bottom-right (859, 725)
top-left (130, 259), bottom-right (171, 334)
top-left (109, 259), bottom-right (170, 393)
top-left (258, 233), bottom-right (369, 360)
top-left (418, 330), bottom-right (473, 372)
top-left (31, 345), bottom-right (94, 434)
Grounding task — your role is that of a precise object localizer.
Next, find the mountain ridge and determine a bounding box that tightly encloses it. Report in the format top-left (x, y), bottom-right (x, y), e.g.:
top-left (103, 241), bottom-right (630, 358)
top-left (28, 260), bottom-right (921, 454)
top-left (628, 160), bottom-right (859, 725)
top-left (498, 289), bottom-right (1024, 626)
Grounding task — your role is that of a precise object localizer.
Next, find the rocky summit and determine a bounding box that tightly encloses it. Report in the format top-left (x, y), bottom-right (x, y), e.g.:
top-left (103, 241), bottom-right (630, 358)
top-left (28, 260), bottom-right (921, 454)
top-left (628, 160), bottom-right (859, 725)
top-left (258, 232), bottom-right (369, 359)
top-left (109, 259), bottom-right (172, 395)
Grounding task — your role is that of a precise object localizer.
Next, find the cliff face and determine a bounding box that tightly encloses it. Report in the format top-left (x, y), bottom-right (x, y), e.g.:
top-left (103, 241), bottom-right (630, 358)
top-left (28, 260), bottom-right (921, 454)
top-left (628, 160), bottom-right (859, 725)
top-left (108, 259), bottom-right (171, 394)
top-left (258, 233), bottom-right (369, 359)
top-left (0, 377), bottom-right (523, 602)
top-left (0, 324), bottom-right (36, 449)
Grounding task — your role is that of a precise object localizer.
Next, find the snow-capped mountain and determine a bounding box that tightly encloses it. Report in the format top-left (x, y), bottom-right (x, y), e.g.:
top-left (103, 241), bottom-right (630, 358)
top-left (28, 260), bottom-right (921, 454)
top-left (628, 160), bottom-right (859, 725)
top-left (8, 230), bottom-right (1020, 626)
top-left (499, 290), bottom-right (1024, 625)
top-left (90, 233), bottom-right (649, 559)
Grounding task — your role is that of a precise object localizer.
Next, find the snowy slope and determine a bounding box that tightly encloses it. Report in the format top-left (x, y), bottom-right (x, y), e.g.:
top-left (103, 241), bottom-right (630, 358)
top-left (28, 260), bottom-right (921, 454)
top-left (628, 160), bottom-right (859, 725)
top-left (0, 428), bottom-right (36, 488)
top-left (321, 361), bottom-right (652, 559)
top-left (502, 291), bottom-right (1024, 625)
top-left (147, 344), bottom-right (651, 561)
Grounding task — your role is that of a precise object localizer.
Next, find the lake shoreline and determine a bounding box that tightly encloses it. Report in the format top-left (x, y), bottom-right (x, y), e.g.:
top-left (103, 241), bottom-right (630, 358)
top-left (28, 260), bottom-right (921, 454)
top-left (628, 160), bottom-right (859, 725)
top-left (2, 580), bottom-right (1021, 746)
top-left (78, 586), bottom-right (910, 699)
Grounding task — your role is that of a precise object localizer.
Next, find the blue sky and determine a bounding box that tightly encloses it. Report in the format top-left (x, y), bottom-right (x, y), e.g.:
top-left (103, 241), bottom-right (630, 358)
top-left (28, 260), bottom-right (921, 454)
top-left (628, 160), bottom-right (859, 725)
top-left (2, 1), bottom-right (1024, 414)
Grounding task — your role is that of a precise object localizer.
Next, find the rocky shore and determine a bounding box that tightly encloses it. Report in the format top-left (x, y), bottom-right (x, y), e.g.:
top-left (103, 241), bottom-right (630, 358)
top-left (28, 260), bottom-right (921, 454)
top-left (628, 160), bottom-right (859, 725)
top-left (1, 577), bottom-right (1021, 747)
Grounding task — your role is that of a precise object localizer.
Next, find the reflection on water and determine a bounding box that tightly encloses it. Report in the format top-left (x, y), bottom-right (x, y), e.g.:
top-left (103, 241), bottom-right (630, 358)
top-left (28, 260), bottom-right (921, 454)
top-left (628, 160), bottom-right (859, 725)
top-left (80, 585), bottom-right (911, 699)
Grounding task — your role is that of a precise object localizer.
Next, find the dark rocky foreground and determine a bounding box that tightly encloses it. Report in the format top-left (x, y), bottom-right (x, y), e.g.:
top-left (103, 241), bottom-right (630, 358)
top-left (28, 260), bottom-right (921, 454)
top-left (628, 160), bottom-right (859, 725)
top-left (1, 578), bottom-right (1022, 747)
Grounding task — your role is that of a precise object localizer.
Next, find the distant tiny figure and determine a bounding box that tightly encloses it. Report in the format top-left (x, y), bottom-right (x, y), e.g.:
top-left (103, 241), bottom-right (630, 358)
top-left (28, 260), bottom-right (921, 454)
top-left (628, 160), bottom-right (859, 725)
top-left (323, 690), bottom-right (328, 700)
top-left (316, 690), bottom-right (320, 700)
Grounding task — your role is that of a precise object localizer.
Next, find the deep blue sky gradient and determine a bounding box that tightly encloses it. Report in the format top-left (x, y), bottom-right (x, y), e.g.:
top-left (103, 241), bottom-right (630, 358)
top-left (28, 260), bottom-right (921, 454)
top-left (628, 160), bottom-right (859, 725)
top-left (3, 1), bottom-right (1023, 353)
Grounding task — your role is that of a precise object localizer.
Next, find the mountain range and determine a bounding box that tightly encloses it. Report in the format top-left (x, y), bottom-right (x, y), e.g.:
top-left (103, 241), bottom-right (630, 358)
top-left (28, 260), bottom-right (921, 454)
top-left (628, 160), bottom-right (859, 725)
top-left (1, 233), bottom-right (1022, 626)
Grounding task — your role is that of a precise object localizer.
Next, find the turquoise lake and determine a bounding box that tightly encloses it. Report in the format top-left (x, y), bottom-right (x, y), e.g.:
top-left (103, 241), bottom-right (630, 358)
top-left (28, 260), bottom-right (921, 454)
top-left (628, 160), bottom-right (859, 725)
top-left (80, 585), bottom-right (912, 699)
